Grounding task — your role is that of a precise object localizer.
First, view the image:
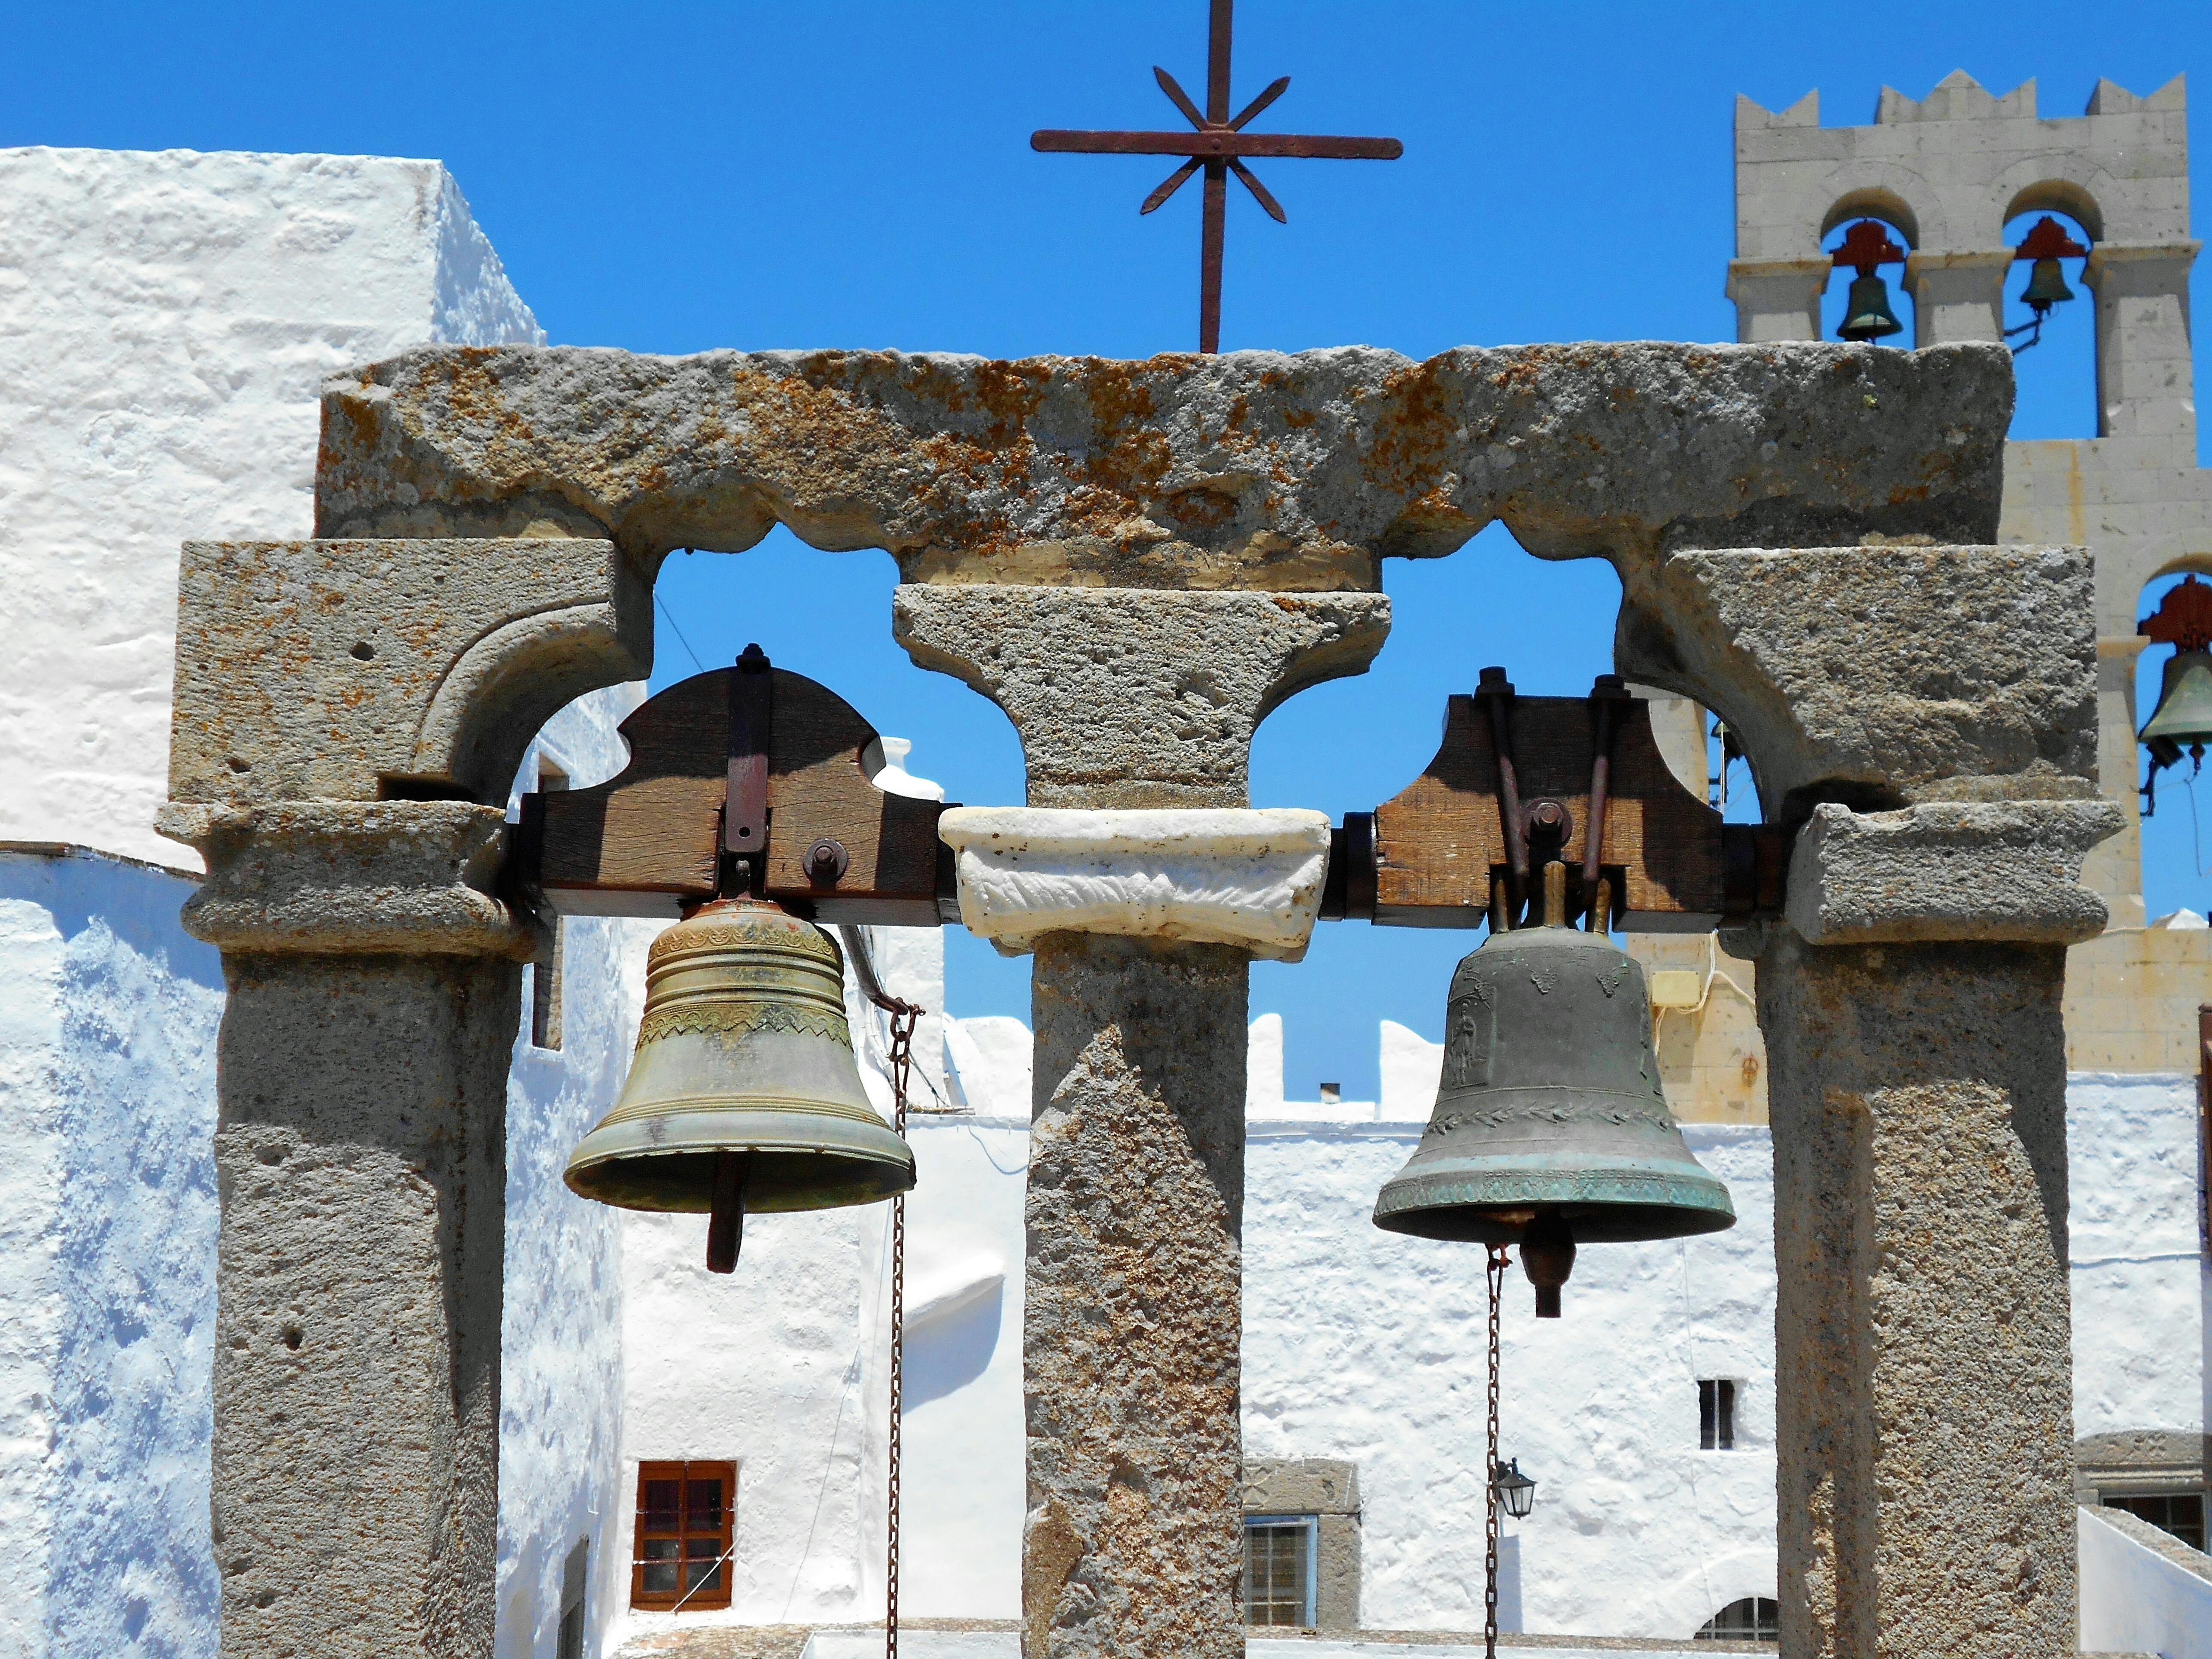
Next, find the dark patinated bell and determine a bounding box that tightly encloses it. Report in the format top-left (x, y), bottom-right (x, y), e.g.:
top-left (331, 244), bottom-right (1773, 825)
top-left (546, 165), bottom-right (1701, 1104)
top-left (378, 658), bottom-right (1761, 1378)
top-left (2139, 648), bottom-right (2212, 771)
top-left (1372, 871), bottom-right (1735, 1315)
top-left (1838, 272), bottom-right (1905, 341)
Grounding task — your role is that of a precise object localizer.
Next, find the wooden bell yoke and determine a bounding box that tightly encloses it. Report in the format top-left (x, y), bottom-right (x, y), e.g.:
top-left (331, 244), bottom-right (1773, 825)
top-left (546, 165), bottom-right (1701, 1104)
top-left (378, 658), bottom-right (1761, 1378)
top-left (506, 650), bottom-right (1785, 932)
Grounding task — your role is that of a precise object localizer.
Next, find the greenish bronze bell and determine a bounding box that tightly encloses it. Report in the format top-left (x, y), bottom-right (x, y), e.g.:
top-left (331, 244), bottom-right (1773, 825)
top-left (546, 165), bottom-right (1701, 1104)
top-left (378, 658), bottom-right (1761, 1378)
top-left (565, 897), bottom-right (915, 1267)
top-left (1838, 272), bottom-right (1904, 341)
top-left (1372, 869), bottom-right (1735, 1316)
top-left (2140, 648), bottom-right (2212, 771)
top-left (2021, 255), bottom-right (2075, 312)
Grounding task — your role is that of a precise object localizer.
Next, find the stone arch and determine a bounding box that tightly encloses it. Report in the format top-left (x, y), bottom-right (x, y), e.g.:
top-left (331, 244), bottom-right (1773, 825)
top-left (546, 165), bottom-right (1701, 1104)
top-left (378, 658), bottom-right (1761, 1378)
top-left (1994, 157), bottom-right (2114, 247)
top-left (1819, 185), bottom-right (1920, 251)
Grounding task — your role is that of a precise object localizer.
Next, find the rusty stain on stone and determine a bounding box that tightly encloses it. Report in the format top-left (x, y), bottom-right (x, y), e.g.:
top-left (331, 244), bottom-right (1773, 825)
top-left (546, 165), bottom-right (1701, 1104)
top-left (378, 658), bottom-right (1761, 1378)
top-left (313, 340), bottom-right (2013, 594)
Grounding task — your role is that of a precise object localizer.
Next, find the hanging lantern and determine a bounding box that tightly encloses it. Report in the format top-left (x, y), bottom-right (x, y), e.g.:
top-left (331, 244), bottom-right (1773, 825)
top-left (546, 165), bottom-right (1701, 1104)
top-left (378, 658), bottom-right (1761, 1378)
top-left (565, 896), bottom-right (915, 1270)
top-left (1371, 864), bottom-right (1735, 1316)
top-left (1491, 1458), bottom-right (1538, 1520)
top-left (1829, 218), bottom-right (1908, 344)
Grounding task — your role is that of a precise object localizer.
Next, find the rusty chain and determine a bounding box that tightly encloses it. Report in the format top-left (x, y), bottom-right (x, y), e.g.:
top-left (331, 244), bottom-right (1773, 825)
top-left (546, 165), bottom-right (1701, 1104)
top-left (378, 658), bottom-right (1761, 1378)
top-left (882, 997), bottom-right (917, 1659)
top-left (1485, 1243), bottom-right (1507, 1659)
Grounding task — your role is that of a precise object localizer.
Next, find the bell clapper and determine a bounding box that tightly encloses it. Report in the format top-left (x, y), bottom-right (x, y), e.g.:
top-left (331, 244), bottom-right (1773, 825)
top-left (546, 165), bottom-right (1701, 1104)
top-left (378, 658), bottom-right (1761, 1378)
top-left (1520, 1212), bottom-right (1576, 1318)
top-left (707, 1149), bottom-right (751, 1273)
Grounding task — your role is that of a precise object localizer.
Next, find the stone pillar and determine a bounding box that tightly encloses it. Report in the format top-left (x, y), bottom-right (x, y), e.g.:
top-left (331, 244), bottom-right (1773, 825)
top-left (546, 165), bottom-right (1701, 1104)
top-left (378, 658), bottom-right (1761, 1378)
top-left (1760, 931), bottom-right (2072, 1658)
top-left (1903, 249), bottom-right (2009, 346)
top-left (2087, 242), bottom-right (2202, 441)
top-left (1745, 800), bottom-right (2121, 1659)
top-left (2087, 635), bottom-right (2150, 927)
top-left (162, 801), bottom-right (529, 1659)
top-left (896, 585), bottom-right (1388, 1659)
top-left (1630, 546), bottom-right (2121, 1658)
top-left (1725, 257), bottom-right (1831, 343)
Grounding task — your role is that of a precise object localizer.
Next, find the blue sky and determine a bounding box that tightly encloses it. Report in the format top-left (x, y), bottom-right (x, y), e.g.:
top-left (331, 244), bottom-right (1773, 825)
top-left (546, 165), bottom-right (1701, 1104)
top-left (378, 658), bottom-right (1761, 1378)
top-left (8, 2), bottom-right (2206, 1096)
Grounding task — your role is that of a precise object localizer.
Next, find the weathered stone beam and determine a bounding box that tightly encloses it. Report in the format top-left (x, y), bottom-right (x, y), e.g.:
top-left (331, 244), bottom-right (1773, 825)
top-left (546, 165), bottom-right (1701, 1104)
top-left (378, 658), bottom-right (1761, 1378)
top-left (314, 342), bottom-right (2010, 589)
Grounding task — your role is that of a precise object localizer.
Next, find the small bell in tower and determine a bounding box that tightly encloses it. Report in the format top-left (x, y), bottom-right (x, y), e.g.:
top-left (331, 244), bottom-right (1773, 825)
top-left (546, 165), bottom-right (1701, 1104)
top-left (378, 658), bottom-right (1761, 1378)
top-left (1838, 273), bottom-right (1905, 342)
top-left (565, 896), bottom-right (915, 1272)
top-left (2134, 576), bottom-right (2212, 816)
top-left (1829, 219), bottom-right (1908, 343)
top-left (1371, 863), bottom-right (1735, 1316)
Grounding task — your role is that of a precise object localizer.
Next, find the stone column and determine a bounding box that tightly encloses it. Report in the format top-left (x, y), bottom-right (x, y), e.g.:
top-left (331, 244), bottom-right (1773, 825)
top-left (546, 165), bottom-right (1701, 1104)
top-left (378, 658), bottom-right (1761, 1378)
top-left (2087, 635), bottom-right (2150, 927)
top-left (1631, 546), bottom-right (2121, 1659)
top-left (2086, 242), bottom-right (2201, 442)
top-left (162, 801), bottom-right (530, 1659)
top-left (1903, 249), bottom-right (2010, 346)
top-left (1746, 801), bottom-right (2120, 1659)
top-left (896, 585), bottom-right (1388, 1659)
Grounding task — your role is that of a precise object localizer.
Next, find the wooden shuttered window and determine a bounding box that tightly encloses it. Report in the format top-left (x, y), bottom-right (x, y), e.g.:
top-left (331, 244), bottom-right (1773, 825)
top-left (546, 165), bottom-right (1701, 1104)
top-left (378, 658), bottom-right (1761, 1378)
top-left (630, 1461), bottom-right (736, 1611)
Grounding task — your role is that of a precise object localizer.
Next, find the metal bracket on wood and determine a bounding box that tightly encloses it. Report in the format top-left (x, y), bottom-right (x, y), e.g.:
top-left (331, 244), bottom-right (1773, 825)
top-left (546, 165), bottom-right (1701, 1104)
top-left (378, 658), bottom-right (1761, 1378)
top-left (506, 656), bottom-right (957, 926)
top-left (1319, 669), bottom-right (1790, 933)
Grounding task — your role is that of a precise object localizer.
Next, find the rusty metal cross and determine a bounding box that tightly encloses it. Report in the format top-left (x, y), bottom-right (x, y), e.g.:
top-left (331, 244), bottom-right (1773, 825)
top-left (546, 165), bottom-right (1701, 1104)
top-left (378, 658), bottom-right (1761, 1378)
top-left (1031, 0), bottom-right (1402, 353)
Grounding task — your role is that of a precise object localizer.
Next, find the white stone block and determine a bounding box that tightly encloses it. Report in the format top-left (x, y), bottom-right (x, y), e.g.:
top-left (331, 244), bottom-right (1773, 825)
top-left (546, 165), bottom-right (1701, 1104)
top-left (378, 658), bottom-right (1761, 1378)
top-left (1247, 1013), bottom-right (1286, 1114)
top-left (938, 808), bottom-right (1332, 962)
top-left (1378, 1020), bottom-right (1443, 1121)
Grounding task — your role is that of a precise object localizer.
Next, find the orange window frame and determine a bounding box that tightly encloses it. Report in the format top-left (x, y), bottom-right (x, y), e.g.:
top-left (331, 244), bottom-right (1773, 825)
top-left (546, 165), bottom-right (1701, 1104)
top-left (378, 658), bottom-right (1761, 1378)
top-left (630, 1460), bottom-right (736, 1611)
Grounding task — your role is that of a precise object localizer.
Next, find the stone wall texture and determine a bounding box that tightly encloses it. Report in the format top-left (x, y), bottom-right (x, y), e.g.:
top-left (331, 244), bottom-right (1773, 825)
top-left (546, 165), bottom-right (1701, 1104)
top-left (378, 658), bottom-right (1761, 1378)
top-left (313, 342), bottom-right (2009, 589)
top-left (1025, 936), bottom-right (1247, 1659)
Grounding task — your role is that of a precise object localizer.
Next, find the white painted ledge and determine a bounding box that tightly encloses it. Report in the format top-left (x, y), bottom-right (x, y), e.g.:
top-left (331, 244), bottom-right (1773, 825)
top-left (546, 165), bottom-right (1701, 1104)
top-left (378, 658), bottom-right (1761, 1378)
top-left (938, 808), bottom-right (1332, 962)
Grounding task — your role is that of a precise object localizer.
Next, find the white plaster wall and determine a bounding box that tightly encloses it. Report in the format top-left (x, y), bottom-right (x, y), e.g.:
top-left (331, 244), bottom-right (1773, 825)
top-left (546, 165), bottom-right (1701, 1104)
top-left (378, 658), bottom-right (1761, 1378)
top-left (497, 690), bottom-right (655, 1659)
top-left (682, 1013), bottom-right (2211, 1645)
top-left (2078, 1504), bottom-right (2212, 1659)
top-left (896, 1115), bottom-right (1028, 1618)
top-left (0, 145), bottom-right (541, 869)
top-left (0, 849), bottom-right (223, 1659)
top-left (2066, 1072), bottom-right (2209, 1440)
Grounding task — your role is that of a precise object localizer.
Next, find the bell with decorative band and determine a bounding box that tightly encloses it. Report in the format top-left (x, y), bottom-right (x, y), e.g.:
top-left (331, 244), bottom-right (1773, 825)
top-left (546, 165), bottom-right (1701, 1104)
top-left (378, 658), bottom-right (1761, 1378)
top-left (1371, 863), bottom-right (1734, 1316)
top-left (564, 896), bottom-right (915, 1272)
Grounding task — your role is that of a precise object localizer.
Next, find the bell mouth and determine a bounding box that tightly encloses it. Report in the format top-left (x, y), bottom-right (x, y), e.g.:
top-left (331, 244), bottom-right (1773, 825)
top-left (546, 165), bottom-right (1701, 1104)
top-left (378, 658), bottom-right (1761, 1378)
top-left (1373, 1196), bottom-right (1736, 1247)
top-left (567, 1140), bottom-right (915, 1214)
top-left (1373, 1158), bottom-right (1736, 1245)
top-left (565, 1098), bottom-right (916, 1213)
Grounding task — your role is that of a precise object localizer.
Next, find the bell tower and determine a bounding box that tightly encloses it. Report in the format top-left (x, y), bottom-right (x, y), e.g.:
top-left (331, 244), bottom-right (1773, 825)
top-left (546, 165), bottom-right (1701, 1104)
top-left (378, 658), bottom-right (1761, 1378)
top-left (1727, 70), bottom-right (2212, 1070)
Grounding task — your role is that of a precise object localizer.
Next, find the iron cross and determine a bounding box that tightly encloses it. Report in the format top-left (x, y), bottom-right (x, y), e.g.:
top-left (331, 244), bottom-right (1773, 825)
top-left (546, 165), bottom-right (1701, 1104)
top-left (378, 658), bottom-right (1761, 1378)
top-left (1031, 0), bottom-right (1403, 353)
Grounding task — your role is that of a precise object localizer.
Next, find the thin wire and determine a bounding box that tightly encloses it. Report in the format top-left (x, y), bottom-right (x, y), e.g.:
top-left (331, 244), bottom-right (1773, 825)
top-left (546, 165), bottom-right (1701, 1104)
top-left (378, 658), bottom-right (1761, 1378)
top-left (1484, 1243), bottom-right (1507, 1659)
top-left (2182, 775), bottom-right (2212, 878)
top-left (655, 554), bottom-right (708, 676)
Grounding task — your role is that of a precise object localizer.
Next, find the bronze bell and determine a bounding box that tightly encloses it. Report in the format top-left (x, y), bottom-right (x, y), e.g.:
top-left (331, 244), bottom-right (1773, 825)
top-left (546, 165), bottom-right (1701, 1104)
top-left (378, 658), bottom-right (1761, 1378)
top-left (2021, 256), bottom-right (2075, 313)
top-left (1838, 272), bottom-right (1904, 341)
top-left (565, 897), bottom-right (915, 1271)
top-left (1372, 865), bottom-right (1735, 1316)
top-left (2139, 648), bottom-right (2212, 772)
